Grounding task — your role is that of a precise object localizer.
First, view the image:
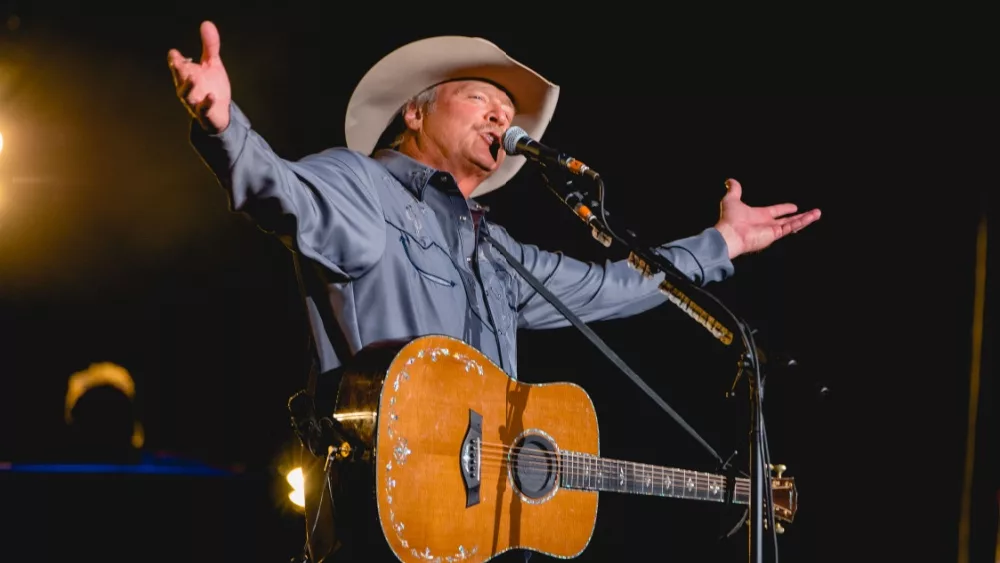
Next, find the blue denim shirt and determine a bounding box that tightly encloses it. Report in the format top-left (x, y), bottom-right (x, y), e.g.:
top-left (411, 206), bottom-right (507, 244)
top-left (190, 102), bottom-right (735, 380)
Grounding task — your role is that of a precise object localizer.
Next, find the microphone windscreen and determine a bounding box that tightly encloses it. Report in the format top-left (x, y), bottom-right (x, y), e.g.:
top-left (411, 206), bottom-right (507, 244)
top-left (502, 126), bottom-right (529, 156)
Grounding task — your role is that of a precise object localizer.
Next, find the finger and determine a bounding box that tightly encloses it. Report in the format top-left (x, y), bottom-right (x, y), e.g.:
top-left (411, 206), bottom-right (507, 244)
top-left (196, 92), bottom-right (216, 120)
top-left (167, 48), bottom-right (186, 84)
top-left (723, 178), bottom-right (742, 200)
top-left (167, 48), bottom-right (185, 66)
top-left (183, 82), bottom-right (208, 108)
top-left (767, 203), bottom-right (798, 218)
top-left (200, 21), bottom-right (222, 63)
top-left (168, 50), bottom-right (198, 86)
top-left (778, 209), bottom-right (822, 233)
top-left (176, 80), bottom-right (196, 105)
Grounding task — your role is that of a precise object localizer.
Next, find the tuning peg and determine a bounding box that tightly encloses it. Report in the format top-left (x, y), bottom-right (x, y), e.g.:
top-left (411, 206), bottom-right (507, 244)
top-left (768, 463), bottom-right (787, 478)
top-left (775, 523), bottom-right (785, 534)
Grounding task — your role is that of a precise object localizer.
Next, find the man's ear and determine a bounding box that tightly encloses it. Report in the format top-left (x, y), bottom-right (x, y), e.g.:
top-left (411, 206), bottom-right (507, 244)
top-left (402, 101), bottom-right (423, 132)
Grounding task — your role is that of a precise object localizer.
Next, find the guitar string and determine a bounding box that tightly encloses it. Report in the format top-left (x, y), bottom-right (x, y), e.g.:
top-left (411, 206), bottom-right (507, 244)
top-left (450, 446), bottom-right (754, 495)
top-left (474, 453), bottom-right (744, 488)
top-left (472, 458), bottom-right (752, 495)
top-left (472, 460), bottom-right (752, 495)
top-left (471, 442), bottom-right (750, 486)
top-left (392, 443), bottom-right (759, 497)
top-left (425, 453), bottom-right (754, 497)
top-left (474, 445), bottom-right (746, 481)
top-left (474, 441), bottom-right (760, 482)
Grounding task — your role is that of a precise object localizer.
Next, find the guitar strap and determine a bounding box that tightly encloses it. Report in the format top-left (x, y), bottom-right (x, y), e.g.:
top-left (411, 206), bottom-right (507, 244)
top-left (481, 232), bottom-right (728, 470)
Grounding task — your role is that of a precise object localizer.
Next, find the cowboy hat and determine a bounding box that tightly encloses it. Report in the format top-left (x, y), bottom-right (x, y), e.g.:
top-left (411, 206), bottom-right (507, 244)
top-left (344, 36), bottom-right (560, 198)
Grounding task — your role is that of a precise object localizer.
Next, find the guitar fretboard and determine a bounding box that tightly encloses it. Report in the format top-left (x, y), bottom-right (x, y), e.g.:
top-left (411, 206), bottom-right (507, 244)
top-left (559, 451), bottom-right (746, 504)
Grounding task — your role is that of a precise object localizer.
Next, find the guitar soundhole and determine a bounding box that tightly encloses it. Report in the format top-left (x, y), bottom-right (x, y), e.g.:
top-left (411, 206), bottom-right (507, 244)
top-left (510, 434), bottom-right (557, 500)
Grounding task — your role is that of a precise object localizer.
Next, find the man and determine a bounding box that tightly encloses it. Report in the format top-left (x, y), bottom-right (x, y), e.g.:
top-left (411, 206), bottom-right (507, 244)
top-left (168, 22), bottom-right (820, 560)
top-left (169, 21), bottom-right (819, 379)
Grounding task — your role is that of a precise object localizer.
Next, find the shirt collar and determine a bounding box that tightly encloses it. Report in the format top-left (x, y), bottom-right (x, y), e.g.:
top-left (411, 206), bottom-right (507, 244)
top-left (374, 149), bottom-right (460, 199)
top-left (373, 149), bottom-right (490, 214)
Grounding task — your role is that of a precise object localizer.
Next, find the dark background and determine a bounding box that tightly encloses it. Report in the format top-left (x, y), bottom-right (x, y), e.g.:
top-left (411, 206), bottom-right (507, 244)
top-left (0, 4), bottom-right (995, 563)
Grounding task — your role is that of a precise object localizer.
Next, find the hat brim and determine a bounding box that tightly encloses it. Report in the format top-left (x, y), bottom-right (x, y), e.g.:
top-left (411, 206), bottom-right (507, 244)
top-left (345, 36), bottom-right (559, 198)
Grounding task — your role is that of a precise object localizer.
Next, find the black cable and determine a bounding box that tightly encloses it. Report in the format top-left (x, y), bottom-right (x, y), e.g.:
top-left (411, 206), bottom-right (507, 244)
top-left (297, 447), bottom-right (334, 562)
top-left (594, 173), bottom-right (781, 562)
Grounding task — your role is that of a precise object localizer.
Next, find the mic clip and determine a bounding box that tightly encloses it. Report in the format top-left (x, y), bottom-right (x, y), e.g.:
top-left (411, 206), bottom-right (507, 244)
top-left (288, 390), bottom-right (366, 462)
top-left (537, 166), bottom-right (612, 248)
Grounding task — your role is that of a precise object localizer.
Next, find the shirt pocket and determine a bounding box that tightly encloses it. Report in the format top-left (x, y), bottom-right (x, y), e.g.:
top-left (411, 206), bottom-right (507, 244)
top-left (484, 260), bottom-right (519, 334)
top-left (492, 263), bottom-right (519, 310)
top-left (397, 229), bottom-right (457, 288)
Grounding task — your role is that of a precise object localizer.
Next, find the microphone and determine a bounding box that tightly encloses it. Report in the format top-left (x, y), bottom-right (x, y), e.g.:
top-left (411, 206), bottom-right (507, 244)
top-left (502, 126), bottom-right (600, 180)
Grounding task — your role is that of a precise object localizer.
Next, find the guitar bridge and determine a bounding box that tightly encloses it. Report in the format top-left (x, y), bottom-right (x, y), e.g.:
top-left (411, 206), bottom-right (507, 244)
top-left (460, 409), bottom-right (482, 508)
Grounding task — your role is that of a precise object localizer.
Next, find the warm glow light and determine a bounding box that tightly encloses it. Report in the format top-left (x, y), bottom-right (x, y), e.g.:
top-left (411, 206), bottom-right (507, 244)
top-left (0, 131), bottom-right (4, 155)
top-left (65, 362), bottom-right (136, 424)
top-left (286, 467), bottom-right (305, 508)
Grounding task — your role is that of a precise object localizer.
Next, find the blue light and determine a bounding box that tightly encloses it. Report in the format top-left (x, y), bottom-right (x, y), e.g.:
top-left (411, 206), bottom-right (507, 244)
top-left (0, 463), bottom-right (231, 476)
top-left (0, 453), bottom-right (238, 476)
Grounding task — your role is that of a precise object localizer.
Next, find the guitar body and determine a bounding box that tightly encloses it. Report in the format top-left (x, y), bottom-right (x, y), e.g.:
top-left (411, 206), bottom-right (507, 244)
top-left (327, 334), bottom-right (599, 562)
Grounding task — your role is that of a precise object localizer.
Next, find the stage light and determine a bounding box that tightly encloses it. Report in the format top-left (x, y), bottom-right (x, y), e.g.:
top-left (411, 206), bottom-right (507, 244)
top-left (286, 466), bottom-right (305, 508)
top-left (0, 131), bottom-right (4, 155)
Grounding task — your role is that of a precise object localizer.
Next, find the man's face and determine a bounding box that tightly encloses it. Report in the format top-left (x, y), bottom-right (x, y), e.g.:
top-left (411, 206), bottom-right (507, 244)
top-left (407, 80), bottom-right (516, 176)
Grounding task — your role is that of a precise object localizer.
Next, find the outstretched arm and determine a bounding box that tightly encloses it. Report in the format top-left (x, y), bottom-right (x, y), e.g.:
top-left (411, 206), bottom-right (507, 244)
top-left (168, 21), bottom-right (385, 279)
top-left (487, 225), bottom-right (734, 330)
top-left (489, 178), bottom-right (820, 330)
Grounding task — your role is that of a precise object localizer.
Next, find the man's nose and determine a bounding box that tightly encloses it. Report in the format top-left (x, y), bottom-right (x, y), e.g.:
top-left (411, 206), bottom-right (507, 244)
top-left (487, 108), bottom-right (509, 127)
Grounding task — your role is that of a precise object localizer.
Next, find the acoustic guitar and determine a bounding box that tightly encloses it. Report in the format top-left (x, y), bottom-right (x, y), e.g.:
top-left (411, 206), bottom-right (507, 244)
top-left (321, 334), bottom-right (797, 562)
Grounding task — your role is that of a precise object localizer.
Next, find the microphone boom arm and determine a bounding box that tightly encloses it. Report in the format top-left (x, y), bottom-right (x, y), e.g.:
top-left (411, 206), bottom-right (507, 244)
top-left (536, 164), bottom-right (735, 346)
top-left (531, 160), bottom-right (779, 563)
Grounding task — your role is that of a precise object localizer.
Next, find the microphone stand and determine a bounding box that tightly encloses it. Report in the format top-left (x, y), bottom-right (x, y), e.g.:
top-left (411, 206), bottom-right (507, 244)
top-left (533, 163), bottom-right (777, 563)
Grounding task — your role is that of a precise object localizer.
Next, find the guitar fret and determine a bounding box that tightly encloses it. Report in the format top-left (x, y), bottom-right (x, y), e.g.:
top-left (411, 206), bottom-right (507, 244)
top-left (587, 455), bottom-right (592, 490)
top-left (710, 474), bottom-right (722, 500)
top-left (578, 453), bottom-right (584, 490)
top-left (598, 457), bottom-right (604, 490)
top-left (571, 452), bottom-right (577, 489)
top-left (569, 453), bottom-right (580, 489)
top-left (587, 454), bottom-right (592, 490)
top-left (560, 450), bottom-right (733, 507)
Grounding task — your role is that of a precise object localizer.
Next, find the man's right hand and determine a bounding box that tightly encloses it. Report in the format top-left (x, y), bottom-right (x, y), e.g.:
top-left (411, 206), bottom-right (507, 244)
top-left (168, 21), bottom-right (232, 134)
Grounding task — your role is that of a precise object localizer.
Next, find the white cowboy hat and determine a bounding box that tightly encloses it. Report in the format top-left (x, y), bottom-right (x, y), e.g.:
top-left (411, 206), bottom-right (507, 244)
top-left (344, 36), bottom-right (560, 198)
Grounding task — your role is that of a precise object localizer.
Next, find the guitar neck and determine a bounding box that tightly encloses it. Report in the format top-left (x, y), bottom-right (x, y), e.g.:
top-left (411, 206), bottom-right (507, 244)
top-left (559, 451), bottom-right (748, 505)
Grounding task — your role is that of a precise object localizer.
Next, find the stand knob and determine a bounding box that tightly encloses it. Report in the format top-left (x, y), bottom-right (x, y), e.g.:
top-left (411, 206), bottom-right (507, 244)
top-left (337, 441), bottom-right (352, 459)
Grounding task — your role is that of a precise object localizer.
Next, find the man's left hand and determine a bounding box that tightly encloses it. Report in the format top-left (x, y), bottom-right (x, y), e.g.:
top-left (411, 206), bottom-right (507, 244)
top-left (714, 178), bottom-right (821, 260)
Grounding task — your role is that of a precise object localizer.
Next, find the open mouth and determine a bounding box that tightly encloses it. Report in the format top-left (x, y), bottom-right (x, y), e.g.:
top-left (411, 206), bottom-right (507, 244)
top-left (480, 131), bottom-right (500, 147)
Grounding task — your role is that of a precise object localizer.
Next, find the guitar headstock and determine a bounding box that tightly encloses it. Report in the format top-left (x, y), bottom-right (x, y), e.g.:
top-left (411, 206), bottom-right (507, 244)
top-left (769, 463), bottom-right (798, 533)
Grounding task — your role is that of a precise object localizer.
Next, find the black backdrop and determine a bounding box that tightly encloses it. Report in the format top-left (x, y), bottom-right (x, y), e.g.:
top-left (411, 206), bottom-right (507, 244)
top-left (0, 6), bottom-right (995, 563)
